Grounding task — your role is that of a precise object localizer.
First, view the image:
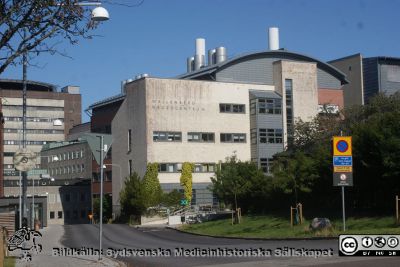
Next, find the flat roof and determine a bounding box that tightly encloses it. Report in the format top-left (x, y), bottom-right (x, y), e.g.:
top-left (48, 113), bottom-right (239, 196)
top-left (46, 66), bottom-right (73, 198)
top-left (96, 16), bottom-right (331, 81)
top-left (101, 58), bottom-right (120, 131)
top-left (0, 79), bottom-right (56, 92)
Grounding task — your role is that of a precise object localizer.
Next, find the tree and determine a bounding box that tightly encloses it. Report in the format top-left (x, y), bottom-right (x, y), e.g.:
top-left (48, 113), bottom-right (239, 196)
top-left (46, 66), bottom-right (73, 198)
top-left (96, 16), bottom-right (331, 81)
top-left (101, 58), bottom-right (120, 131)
top-left (180, 162), bottom-right (194, 205)
top-left (210, 154), bottom-right (270, 213)
top-left (142, 163), bottom-right (162, 208)
top-left (0, 0), bottom-right (98, 74)
top-left (271, 151), bottom-right (318, 205)
top-left (119, 172), bottom-right (146, 221)
top-left (161, 189), bottom-right (181, 208)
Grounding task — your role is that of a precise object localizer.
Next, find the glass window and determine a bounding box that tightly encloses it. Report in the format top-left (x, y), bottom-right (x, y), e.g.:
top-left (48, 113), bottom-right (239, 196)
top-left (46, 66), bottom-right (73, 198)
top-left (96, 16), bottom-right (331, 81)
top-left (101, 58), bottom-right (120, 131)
top-left (153, 131), bottom-right (181, 142)
top-left (188, 132), bottom-right (214, 142)
top-left (50, 211), bottom-right (55, 219)
top-left (58, 211), bottom-right (63, 219)
top-left (219, 103), bottom-right (245, 113)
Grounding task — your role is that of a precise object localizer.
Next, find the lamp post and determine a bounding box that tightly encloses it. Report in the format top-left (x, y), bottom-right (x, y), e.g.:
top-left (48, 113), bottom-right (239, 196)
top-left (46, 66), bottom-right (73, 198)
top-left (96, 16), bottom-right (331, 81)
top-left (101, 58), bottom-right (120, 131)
top-left (20, 1), bottom-right (109, 229)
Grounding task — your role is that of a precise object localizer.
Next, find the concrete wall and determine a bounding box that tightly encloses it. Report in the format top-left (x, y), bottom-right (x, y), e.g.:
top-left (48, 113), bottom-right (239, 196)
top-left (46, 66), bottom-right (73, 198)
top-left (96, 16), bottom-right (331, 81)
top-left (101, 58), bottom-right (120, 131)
top-left (111, 79), bottom-right (147, 214)
top-left (145, 78), bottom-right (272, 184)
top-left (273, 60), bottom-right (318, 145)
top-left (330, 54), bottom-right (364, 107)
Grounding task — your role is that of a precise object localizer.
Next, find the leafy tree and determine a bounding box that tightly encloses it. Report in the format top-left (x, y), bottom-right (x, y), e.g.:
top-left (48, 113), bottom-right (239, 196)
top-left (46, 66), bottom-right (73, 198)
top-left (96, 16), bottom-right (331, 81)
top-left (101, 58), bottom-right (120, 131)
top-left (180, 162), bottom-right (194, 205)
top-left (211, 154), bottom-right (270, 213)
top-left (119, 172), bottom-right (146, 220)
top-left (0, 0), bottom-right (101, 74)
top-left (142, 163), bottom-right (162, 208)
top-left (271, 151), bottom-right (318, 205)
top-left (161, 189), bottom-right (182, 208)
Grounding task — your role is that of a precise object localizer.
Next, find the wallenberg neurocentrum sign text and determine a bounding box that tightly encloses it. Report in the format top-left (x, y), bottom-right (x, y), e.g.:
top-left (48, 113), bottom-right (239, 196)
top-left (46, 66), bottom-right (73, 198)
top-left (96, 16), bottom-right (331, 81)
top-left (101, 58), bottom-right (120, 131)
top-left (333, 136), bottom-right (353, 186)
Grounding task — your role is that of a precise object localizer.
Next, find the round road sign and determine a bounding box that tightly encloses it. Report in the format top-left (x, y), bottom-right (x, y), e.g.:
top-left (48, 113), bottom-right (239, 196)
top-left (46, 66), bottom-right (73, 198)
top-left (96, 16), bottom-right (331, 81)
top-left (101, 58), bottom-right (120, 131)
top-left (340, 174), bottom-right (347, 181)
top-left (336, 140), bottom-right (349, 153)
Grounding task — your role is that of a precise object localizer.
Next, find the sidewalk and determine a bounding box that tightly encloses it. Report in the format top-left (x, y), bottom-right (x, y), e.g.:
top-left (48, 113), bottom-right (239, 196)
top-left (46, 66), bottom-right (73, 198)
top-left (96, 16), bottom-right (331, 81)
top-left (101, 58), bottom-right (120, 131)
top-left (10, 225), bottom-right (125, 267)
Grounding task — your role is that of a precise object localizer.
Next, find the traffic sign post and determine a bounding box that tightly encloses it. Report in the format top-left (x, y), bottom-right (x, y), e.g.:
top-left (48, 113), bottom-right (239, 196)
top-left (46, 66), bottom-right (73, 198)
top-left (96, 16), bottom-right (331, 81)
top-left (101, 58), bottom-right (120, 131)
top-left (82, 133), bottom-right (112, 261)
top-left (333, 135), bottom-right (353, 232)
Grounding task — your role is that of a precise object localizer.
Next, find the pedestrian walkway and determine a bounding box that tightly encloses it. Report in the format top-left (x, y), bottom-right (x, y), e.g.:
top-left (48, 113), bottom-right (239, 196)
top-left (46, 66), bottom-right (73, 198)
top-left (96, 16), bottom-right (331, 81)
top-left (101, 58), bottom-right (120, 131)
top-left (10, 225), bottom-right (125, 267)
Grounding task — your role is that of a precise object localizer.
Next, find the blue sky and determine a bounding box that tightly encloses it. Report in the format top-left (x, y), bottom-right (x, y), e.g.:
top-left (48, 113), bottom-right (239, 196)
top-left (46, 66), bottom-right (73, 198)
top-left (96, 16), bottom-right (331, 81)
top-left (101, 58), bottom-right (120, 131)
top-left (2, 0), bottom-right (399, 122)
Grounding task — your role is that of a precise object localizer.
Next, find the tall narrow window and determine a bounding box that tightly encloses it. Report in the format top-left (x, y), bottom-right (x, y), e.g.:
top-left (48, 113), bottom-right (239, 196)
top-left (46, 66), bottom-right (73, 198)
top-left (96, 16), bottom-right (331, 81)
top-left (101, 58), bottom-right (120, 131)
top-left (285, 79), bottom-right (294, 143)
top-left (128, 129), bottom-right (132, 152)
top-left (128, 160), bottom-right (133, 176)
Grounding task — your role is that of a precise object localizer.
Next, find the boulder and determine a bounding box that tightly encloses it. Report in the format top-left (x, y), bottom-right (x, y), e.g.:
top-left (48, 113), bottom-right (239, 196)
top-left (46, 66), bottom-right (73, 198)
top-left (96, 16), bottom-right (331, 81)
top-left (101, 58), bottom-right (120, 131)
top-left (309, 217), bottom-right (332, 231)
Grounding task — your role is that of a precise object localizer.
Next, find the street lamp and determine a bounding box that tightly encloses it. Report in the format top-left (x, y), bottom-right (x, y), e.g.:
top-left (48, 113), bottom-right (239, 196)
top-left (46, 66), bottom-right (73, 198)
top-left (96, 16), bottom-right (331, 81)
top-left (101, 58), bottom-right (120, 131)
top-left (20, 1), bottom-right (109, 228)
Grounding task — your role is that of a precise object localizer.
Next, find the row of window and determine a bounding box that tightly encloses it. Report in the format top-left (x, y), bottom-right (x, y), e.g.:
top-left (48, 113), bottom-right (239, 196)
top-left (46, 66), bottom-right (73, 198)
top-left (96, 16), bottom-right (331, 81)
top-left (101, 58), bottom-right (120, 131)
top-left (3, 105), bottom-right (64, 111)
top-left (250, 98), bottom-right (282, 115)
top-left (251, 128), bottom-right (283, 144)
top-left (4, 140), bottom-right (48, 145)
top-left (49, 164), bottom-right (85, 176)
top-left (3, 117), bottom-right (64, 123)
top-left (49, 150), bottom-right (85, 162)
top-left (4, 128), bottom-right (64, 134)
top-left (153, 131), bottom-right (247, 143)
top-left (4, 164), bottom-right (40, 170)
top-left (158, 163), bottom-right (216, 173)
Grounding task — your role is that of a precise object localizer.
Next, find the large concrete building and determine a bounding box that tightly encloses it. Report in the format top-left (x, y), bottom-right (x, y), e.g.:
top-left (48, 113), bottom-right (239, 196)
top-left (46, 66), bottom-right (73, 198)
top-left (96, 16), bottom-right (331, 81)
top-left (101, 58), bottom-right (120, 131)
top-left (0, 79), bottom-right (81, 195)
top-left (110, 44), bottom-right (347, 214)
top-left (330, 54), bottom-right (400, 106)
top-left (82, 29), bottom-right (347, 215)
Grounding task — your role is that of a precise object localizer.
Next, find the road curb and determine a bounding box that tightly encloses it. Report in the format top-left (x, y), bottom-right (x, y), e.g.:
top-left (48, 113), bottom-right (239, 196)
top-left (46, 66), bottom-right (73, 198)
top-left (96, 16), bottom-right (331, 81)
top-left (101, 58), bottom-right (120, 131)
top-left (168, 226), bottom-right (339, 241)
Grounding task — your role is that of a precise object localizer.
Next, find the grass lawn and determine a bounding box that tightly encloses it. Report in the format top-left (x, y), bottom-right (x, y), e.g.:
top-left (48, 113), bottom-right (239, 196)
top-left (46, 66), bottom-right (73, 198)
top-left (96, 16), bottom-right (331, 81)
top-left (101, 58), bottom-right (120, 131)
top-left (4, 256), bottom-right (16, 267)
top-left (180, 216), bottom-right (400, 238)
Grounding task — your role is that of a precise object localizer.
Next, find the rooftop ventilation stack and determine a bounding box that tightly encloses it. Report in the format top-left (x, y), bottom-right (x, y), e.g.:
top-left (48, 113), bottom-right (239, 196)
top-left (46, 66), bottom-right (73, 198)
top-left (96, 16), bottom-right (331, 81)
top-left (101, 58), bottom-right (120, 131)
top-left (215, 47), bottom-right (227, 64)
top-left (187, 56), bottom-right (195, 72)
top-left (208, 49), bottom-right (216, 66)
top-left (268, 27), bottom-right (279, 50)
top-left (194, 38), bottom-right (206, 70)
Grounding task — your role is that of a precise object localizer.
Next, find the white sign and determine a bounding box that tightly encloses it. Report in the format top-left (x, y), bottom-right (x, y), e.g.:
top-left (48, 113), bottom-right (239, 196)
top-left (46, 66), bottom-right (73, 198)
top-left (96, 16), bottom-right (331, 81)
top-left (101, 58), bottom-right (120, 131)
top-left (13, 149), bottom-right (37, 171)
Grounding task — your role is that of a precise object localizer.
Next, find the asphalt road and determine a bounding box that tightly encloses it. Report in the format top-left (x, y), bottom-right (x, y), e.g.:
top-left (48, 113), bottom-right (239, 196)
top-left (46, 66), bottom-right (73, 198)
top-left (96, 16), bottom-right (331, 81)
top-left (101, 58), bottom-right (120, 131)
top-left (60, 224), bottom-right (399, 267)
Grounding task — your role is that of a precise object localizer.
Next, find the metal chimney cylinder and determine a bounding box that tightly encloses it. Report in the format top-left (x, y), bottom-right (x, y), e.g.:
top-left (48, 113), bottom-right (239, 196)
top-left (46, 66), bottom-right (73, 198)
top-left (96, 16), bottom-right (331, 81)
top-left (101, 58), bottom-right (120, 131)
top-left (268, 27), bottom-right (279, 50)
top-left (194, 38), bottom-right (206, 70)
top-left (208, 49), bottom-right (216, 66)
top-left (215, 47), bottom-right (227, 64)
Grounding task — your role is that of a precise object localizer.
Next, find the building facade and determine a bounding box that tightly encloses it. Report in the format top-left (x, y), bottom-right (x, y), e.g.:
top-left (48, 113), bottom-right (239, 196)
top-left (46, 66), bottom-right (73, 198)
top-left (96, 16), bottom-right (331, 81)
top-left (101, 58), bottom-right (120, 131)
top-left (40, 140), bottom-right (92, 224)
top-left (0, 80), bottom-right (81, 197)
top-left (97, 33), bottom-right (348, 215)
top-left (330, 54), bottom-right (400, 105)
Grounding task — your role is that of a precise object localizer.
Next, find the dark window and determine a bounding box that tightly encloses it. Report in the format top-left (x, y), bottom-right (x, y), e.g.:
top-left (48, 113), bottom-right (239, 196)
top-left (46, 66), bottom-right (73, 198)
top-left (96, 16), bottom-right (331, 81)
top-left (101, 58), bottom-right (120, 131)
top-left (258, 98), bottom-right (282, 114)
top-left (81, 210), bottom-right (86, 219)
top-left (260, 158), bottom-right (274, 174)
top-left (58, 211), bottom-right (63, 219)
top-left (66, 210), bottom-right (70, 219)
top-left (80, 193), bottom-right (85, 202)
top-left (128, 129), bottom-right (132, 152)
top-left (153, 131), bottom-right (181, 142)
top-left (259, 128), bottom-right (283, 144)
top-left (129, 160), bottom-right (133, 176)
top-left (250, 99), bottom-right (257, 115)
top-left (73, 210), bottom-right (78, 219)
top-left (65, 193), bottom-right (70, 202)
top-left (285, 79), bottom-right (294, 138)
top-left (188, 132), bottom-right (214, 142)
top-left (219, 103), bottom-right (245, 113)
top-left (220, 133), bottom-right (246, 143)
top-left (50, 211), bottom-right (55, 219)
top-left (251, 129), bottom-right (257, 144)
top-left (158, 163), bottom-right (178, 173)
